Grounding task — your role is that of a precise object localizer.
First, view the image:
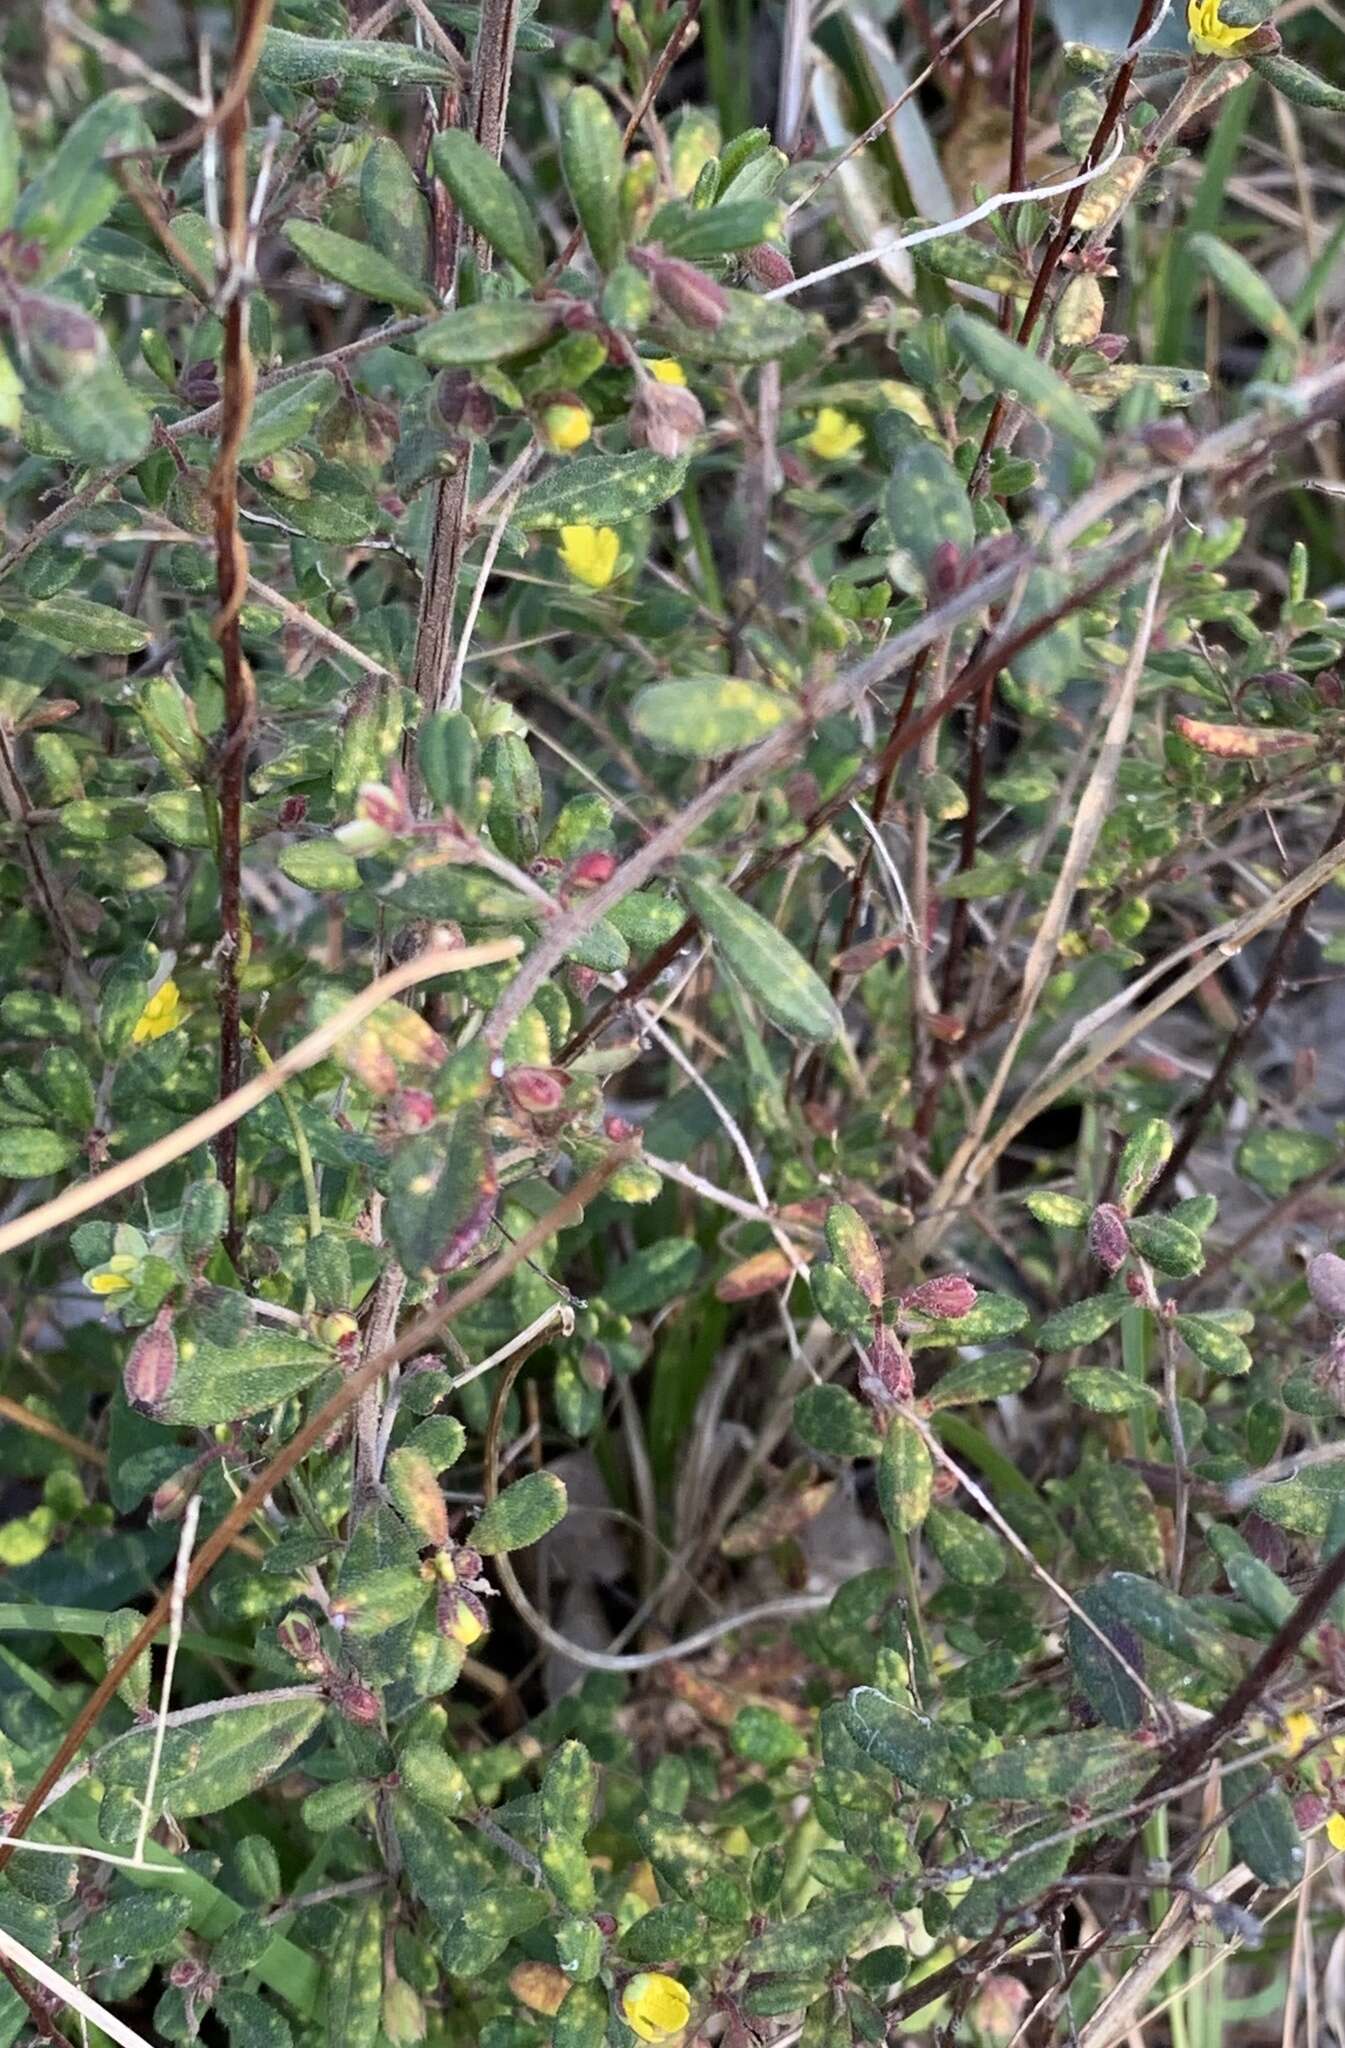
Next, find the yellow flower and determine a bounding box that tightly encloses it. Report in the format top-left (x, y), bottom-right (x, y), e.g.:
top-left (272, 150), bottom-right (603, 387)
top-left (131, 978), bottom-right (186, 1046)
top-left (559, 524), bottom-right (621, 590)
top-left (1329, 1813), bottom-right (1345, 1854)
top-left (622, 1974), bottom-right (692, 2044)
top-left (84, 1254), bottom-right (140, 1298)
top-left (649, 358), bottom-right (687, 386)
top-left (804, 406), bottom-right (864, 462)
top-left (540, 402), bottom-right (592, 453)
top-left (1282, 1710), bottom-right (1320, 1760)
top-left (1187, 0), bottom-right (1257, 54)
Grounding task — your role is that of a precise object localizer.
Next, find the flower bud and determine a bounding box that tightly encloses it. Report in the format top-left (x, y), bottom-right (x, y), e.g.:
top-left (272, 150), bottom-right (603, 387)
top-left (123, 1306), bottom-right (178, 1414)
top-left (1141, 418), bottom-right (1198, 465)
top-left (635, 248), bottom-right (730, 331)
top-left (255, 448), bottom-right (315, 499)
top-left (334, 1680), bottom-right (382, 1725)
top-left (277, 1610), bottom-right (324, 1666)
top-left (434, 370), bottom-right (496, 436)
top-left (1088, 1202), bottom-right (1130, 1273)
top-left (504, 1065), bottom-right (571, 1117)
top-left (437, 1583), bottom-right (489, 1647)
top-left (1309, 1252), bottom-right (1345, 1319)
top-left (857, 1324), bottom-right (913, 1411)
top-left (1091, 333), bottom-right (1129, 362)
top-left (178, 358), bottom-right (221, 408)
top-left (383, 1976), bottom-right (427, 2046)
top-left (926, 540), bottom-right (963, 599)
top-left (741, 242), bottom-right (794, 290)
top-left (902, 1274), bottom-right (977, 1320)
top-left (539, 399), bottom-right (593, 453)
top-left (629, 376), bottom-right (705, 458)
top-left (14, 291), bottom-right (105, 387)
top-left (150, 1465), bottom-right (198, 1523)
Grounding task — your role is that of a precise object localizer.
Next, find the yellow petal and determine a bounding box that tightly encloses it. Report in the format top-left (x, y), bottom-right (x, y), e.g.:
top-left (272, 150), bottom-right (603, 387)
top-left (650, 358), bottom-right (687, 385)
top-left (804, 406), bottom-right (864, 461)
top-left (131, 978), bottom-right (185, 1045)
top-left (86, 1268), bottom-right (134, 1296)
top-left (1328, 1812), bottom-right (1345, 1853)
top-left (622, 1973), bottom-right (692, 2044)
top-left (1282, 1711), bottom-right (1319, 1760)
top-left (541, 403), bottom-right (592, 453)
top-left (559, 524), bottom-right (621, 589)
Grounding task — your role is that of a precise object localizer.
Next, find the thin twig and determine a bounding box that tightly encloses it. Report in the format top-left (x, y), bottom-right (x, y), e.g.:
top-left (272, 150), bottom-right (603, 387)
top-left (132, 1496), bottom-right (202, 1865)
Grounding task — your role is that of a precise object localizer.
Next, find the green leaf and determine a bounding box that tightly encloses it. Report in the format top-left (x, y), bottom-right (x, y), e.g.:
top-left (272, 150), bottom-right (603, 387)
top-left (15, 95), bottom-right (149, 273)
top-left (840, 1686), bottom-right (964, 1795)
top-left (631, 676), bottom-right (791, 758)
top-left (240, 370), bottom-right (339, 463)
top-left (158, 1329), bottom-right (333, 1427)
top-left (1187, 232), bottom-right (1297, 346)
top-left (400, 1744), bottom-right (472, 1818)
top-left (907, 1293), bottom-right (1030, 1348)
top-left (809, 1262), bottom-right (874, 1337)
top-left (659, 198), bottom-right (784, 262)
top-left (361, 136), bottom-right (430, 284)
top-left (324, 1893), bottom-right (383, 2048)
top-left (1248, 51), bottom-right (1345, 110)
top-left (0, 1128), bottom-right (79, 1179)
top-left (1175, 1312), bottom-right (1253, 1377)
top-left (0, 78), bottom-right (16, 232)
top-left (681, 877), bottom-right (843, 1044)
top-left (431, 131), bottom-right (545, 283)
top-left (1068, 1582), bottom-right (1143, 1730)
top-left (794, 1385), bottom-right (880, 1459)
top-left (474, 1471), bottom-right (568, 1554)
top-left (560, 86), bottom-right (624, 271)
top-left (78, 1891), bottom-right (193, 1965)
top-left (514, 449), bottom-right (689, 529)
top-left (1104, 1572), bottom-right (1245, 1685)
top-left (925, 1504), bottom-right (1004, 1585)
top-left (877, 1416), bottom-right (931, 1534)
top-left (1206, 1524), bottom-right (1296, 1629)
top-left (1126, 1213), bottom-right (1204, 1278)
top-left (278, 839), bottom-right (363, 892)
top-left (79, 226), bottom-right (187, 297)
top-left (1117, 1117), bottom-right (1173, 1211)
top-left (884, 440), bottom-right (974, 576)
top-left (0, 594), bottom-right (151, 656)
top-left (924, 1351), bottom-right (1036, 1408)
top-left (741, 1893), bottom-right (887, 1973)
top-left (1065, 1366), bottom-right (1161, 1414)
top-left (554, 1981), bottom-right (609, 2048)
top-left (655, 288), bottom-right (808, 365)
top-left (909, 223), bottom-right (1031, 296)
top-left (1036, 1292), bottom-right (1128, 1353)
top-left (386, 1105), bottom-right (497, 1279)
top-left (619, 1904), bottom-right (703, 1964)
top-left (825, 1204), bottom-right (884, 1306)
top-left (605, 1237), bottom-right (703, 1314)
top-left (414, 299), bottom-right (561, 366)
top-left (1236, 1127), bottom-right (1334, 1198)
top-left (332, 1564), bottom-right (428, 1637)
top-left (261, 26), bottom-right (458, 87)
top-left (948, 310), bottom-right (1103, 457)
top-left (1081, 1463), bottom-right (1165, 1575)
top-left (976, 1730), bottom-right (1146, 1803)
top-left (97, 1695), bottom-right (325, 1818)
top-left (284, 220), bottom-right (434, 312)
top-left (1226, 1766), bottom-right (1303, 1887)
top-left (731, 1704), bottom-right (807, 1768)
top-left (543, 1739), bottom-right (598, 1836)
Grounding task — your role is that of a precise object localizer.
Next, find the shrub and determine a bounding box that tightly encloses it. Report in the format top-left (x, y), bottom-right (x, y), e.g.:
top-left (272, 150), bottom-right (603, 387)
top-left (1, 0), bottom-right (1345, 2042)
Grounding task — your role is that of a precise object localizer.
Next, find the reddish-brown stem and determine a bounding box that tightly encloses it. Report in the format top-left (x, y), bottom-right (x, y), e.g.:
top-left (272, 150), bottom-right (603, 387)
top-left (1145, 795), bottom-right (1345, 1207)
top-left (1009, 0), bottom-right (1035, 189)
top-left (209, 0), bottom-right (270, 1254)
top-left (970, 0), bottom-right (1160, 492)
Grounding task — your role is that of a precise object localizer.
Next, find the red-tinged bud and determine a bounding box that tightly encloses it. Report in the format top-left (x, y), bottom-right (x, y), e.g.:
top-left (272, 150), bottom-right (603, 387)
top-left (1141, 418), bottom-right (1197, 465)
top-left (179, 358), bottom-right (221, 407)
top-left (927, 540), bottom-right (963, 598)
top-left (1309, 1252), bottom-right (1345, 1319)
top-left (568, 965), bottom-right (599, 1002)
top-left (628, 377), bottom-right (705, 458)
top-left (741, 242), bottom-right (794, 290)
top-left (434, 369), bottom-right (496, 436)
top-left (1295, 1793), bottom-right (1327, 1830)
top-left (1091, 333), bottom-right (1128, 363)
top-left (278, 794), bottom-right (308, 828)
top-left (16, 290), bottom-right (105, 386)
top-left (254, 447), bottom-right (316, 498)
top-left (277, 1610), bottom-right (324, 1666)
top-left (925, 1011), bottom-right (964, 1044)
top-left (1317, 669), bottom-right (1343, 707)
top-left (358, 780), bottom-right (411, 834)
top-left (968, 1977), bottom-right (1030, 2048)
top-left (124, 1306), bottom-right (178, 1414)
top-left (390, 1087), bottom-right (438, 1131)
top-left (644, 254), bottom-right (730, 331)
top-left (150, 1465), bottom-right (197, 1523)
top-left (580, 1343), bottom-right (611, 1391)
top-left (857, 1324), bottom-right (913, 1412)
top-left (169, 1959), bottom-right (204, 1990)
top-left (832, 933), bottom-right (903, 975)
top-left (604, 1112), bottom-right (640, 1142)
top-left (334, 1681), bottom-right (382, 1726)
top-left (451, 1544), bottom-right (483, 1583)
top-left (1125, 1269), bottom-right (1146, 1298)
top-left (1088, 1202), bottom-right (1131, 1273)
top-left (593, 1912), bottom-right (618, 1937)
top-left (902, 1274), bottom-right (977, 1320)
top-left (932, 1465), bottom-right (959, 1502)
top-left (504, 1065), bottom-right (571, 1116)
top-left (568, 849), bottom-right (619, 888)
top-left (1236, 20), bottom-right (1280, 52)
